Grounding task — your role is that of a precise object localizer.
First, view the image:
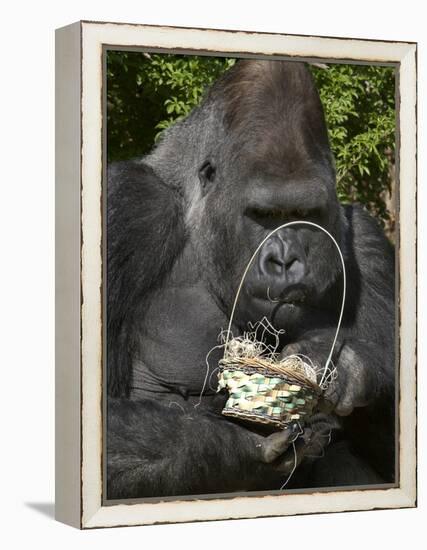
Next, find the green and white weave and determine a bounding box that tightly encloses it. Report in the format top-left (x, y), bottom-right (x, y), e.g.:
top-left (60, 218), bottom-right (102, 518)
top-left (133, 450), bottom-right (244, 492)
top-left (218, 366), bottom-right (319, 428)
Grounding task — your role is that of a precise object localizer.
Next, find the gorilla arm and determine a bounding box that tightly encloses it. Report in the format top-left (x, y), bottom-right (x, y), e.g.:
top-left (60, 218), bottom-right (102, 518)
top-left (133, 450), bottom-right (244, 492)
top-left (106, 397), bottom-right (323, 498)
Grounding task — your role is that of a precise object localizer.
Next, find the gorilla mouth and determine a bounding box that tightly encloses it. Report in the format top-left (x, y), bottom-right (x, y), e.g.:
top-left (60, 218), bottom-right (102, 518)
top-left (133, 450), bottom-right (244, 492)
top-left (249, 282), bottom-right (309, 307)
top-left (237, 283), bottom-right (311, 333)
top-left (276, 286), bottom-right (307, 304)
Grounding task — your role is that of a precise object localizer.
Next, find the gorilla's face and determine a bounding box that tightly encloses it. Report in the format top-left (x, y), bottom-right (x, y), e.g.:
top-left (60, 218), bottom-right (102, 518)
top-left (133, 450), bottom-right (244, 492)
top-left (164, 60), bottom-right (344, 336)
top-left (200, 163), bottom-right (342, 335)
top-left (232, 196), bottom-right (342, 334)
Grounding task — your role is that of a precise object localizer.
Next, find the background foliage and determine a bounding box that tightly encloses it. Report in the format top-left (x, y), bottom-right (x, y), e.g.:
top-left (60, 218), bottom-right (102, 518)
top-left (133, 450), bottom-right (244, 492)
top-left (107, 52), bottom-right (395, 233)
top-left (311, 64), bottom-right (395, 231)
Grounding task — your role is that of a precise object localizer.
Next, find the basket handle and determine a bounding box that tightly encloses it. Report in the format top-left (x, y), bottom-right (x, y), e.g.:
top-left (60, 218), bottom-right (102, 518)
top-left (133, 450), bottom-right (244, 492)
top-left (224, 221), bottom-right (346, 387)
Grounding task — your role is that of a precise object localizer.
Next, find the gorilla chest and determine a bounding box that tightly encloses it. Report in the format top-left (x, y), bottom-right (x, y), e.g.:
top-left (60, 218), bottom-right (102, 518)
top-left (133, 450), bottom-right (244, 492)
top-left (131, 284), bottom-right (229, 399)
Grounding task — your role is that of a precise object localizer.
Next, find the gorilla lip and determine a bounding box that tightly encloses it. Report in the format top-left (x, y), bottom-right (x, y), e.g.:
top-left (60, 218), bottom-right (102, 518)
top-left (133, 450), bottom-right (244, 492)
top-left (251, 284), bottom-right (308, 305)
top-left (279, 286), bottom-right (307, 304)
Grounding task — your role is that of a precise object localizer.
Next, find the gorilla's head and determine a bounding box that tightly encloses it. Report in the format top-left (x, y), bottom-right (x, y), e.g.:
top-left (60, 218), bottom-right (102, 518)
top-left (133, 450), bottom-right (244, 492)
top-left (147, 60), bottom-right (345, 336)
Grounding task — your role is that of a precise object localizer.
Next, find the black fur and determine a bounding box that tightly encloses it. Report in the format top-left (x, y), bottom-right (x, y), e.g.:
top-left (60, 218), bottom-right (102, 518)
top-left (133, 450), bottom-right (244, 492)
top-left (106, 60), bottom-right (395, 499)
top-left (107, 162), bottom-right (186, 396)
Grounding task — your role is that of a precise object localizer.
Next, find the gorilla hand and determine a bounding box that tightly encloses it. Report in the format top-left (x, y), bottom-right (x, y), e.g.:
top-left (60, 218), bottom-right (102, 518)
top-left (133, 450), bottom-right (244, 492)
top-left (280, 330), bottom-right (379, 417)
top-left (253, 413), bottom-right (341, 483)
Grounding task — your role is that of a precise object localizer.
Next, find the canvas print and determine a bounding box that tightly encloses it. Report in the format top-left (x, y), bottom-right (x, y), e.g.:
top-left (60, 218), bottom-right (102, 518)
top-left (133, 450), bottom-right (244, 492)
top-left (105, 52), bottom-right (396, 500)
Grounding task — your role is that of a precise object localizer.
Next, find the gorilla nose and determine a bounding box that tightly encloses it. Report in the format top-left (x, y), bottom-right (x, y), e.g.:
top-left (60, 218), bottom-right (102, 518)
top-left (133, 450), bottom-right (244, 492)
top-left (259, 235), bottom-right (306, 284)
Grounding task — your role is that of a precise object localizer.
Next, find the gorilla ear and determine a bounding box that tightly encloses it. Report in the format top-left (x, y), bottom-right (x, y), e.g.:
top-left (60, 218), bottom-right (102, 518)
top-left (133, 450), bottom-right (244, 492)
top-left (198, 160), bottom-right (216, 191)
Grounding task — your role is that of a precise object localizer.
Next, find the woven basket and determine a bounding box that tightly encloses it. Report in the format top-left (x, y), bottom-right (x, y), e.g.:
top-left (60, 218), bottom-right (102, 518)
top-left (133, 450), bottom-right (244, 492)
top-left (218, 358), bottom-right (321, 428)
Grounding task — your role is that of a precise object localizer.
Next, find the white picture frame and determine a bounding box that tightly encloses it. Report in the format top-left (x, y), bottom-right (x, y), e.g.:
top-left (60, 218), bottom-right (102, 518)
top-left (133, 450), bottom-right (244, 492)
top-left (55, 20), bottom-right (417, 529)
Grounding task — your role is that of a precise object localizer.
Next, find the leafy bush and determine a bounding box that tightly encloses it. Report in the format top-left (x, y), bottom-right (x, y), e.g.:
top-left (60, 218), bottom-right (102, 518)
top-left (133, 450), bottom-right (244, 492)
top-left (107, 52), bottom-right (235, 160)
top-left (107, 52), bottom-right (395, 231)
top-left (311, 64), bottom-right (395, 227)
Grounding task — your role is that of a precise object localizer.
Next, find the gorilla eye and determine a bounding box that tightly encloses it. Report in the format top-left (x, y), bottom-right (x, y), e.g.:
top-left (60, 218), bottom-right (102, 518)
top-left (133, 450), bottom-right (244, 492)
top-left (199, 161), bottom-right (216, 187)
top-left (295, 208), bottom-right (309, 218)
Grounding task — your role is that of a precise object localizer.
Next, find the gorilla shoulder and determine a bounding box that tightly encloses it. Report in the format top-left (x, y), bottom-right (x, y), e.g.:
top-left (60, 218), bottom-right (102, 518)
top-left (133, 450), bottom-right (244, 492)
top-left (343, 203), bottom-right (394, 267)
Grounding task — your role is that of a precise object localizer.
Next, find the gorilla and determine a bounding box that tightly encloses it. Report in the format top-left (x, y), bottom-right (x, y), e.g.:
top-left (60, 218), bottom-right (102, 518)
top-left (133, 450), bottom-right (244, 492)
top-left (106, 59), bottom-right (395, 499)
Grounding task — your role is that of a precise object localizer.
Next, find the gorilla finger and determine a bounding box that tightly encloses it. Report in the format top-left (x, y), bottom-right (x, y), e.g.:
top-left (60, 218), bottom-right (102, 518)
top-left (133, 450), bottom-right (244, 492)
top-left (314, 394), bottom-right (335, 414)
top-left (275, 440), bottom-right (306, 474)
top-left (335, 398), bottom-right (354, 416)
top-left (279, 343), bottom-right (301, 359)
top-left (259, 426), bottom-right (295, 463)
top-left (285, 342), bottom-right (312, 357)
top-left (306, 412), bottom-right (336, 433)
top-left (322, 385), bottom-right (340, 409)
top-left (211, 389), bottom-right (229, 410)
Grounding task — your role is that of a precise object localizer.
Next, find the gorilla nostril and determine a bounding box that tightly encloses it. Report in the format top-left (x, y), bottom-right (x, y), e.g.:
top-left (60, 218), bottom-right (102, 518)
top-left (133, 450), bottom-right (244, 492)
top-left (269, 257), bottom-right (284, 267)
top-left (266, 256), bottom-right (284, 274)
top-left (285, 257), bottom-right (298, 270)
